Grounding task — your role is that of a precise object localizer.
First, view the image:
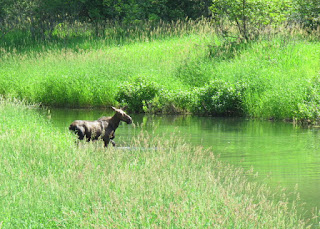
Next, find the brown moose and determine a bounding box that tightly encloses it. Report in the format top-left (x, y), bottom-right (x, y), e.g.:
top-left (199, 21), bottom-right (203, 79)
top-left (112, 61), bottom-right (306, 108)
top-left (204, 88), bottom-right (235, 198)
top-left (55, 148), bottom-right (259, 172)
top-left (69, 107), bottom-right (132, 147)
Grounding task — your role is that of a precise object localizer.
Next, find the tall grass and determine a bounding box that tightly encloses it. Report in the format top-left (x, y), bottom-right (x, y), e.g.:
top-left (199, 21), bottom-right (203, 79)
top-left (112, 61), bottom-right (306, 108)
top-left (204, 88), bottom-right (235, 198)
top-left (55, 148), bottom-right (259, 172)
top-left (0, 32), bottom-right (213, 107)
top-left (0, 20), bottom-right (320, 121)
top-left (0, 98), bottom-right (316, 228)
top-left (0, 19), bottom-right (214, 52)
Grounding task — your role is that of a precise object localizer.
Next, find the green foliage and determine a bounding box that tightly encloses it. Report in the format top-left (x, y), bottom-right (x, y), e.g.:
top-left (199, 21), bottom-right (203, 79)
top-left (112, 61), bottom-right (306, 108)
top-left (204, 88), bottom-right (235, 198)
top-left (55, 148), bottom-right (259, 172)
top-left (296, 74), bottom-right (320, 122)
top-left (1, 20), bottom-right (320, 122)
top-left (290, 0), bottom-right (320, 30)
top-left (0, 0), bottom-right (210, 42)
top-left (193, 80), bottom-right (245, 116)
top-left (116, 77), bottom-right (196, 114)
top-left (1, 0), bottom-right (320, 46)
top-left (116, 77), bottom-right (159, 113)
top-left (144, 90), bottom-right (196, 114)
top-left (210, 0), bottom-right (292, 41)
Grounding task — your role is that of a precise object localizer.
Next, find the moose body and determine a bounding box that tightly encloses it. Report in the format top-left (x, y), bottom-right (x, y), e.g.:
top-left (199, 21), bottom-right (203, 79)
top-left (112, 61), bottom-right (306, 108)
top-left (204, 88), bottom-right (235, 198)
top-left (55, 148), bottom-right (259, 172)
top-left (69, 107), bottom-right (132, 147)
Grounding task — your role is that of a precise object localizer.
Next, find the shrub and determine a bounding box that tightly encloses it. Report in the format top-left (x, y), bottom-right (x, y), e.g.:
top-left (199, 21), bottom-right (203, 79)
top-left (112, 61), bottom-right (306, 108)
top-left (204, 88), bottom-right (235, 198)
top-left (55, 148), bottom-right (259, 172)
top-left (116, 77), bottom-right (197, 114)
top-left (290, 0), bottom-right (320, 30)
top-left (193, 79), bottom-right (245, 116)
top-left (295, 74), bottom-right (320, 123)
top-left (117, 78), bottom-right (246, 116)
top-left (145, 90), bottom-right (195, 114)
top-left (210, 0), bottom-right (291, 41)
top-left (116, 77), bottom-right (159, 113)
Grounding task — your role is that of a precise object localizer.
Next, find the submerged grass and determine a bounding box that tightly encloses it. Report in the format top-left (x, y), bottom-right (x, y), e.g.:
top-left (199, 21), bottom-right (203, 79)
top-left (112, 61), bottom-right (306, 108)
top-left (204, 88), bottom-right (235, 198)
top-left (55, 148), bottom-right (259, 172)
top-left (0, 98), bottom-right (317, 228)
top-left (0, 20), bottom-right (320, 122)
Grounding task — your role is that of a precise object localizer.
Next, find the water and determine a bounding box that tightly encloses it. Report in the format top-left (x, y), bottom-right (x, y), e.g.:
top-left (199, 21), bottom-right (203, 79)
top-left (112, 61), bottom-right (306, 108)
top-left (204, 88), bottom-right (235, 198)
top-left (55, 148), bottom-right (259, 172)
top-left (47, 108), bottom-right (320, 218)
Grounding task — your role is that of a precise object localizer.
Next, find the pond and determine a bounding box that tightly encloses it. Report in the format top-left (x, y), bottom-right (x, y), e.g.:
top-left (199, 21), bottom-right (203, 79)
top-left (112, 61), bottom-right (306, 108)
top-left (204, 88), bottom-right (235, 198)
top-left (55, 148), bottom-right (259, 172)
top-left (47, 108), bottom-right (320, 219)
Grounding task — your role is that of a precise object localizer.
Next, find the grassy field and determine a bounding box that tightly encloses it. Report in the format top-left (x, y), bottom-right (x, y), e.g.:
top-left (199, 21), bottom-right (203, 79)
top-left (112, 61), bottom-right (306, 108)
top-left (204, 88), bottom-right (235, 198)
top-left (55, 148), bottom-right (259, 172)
top-left (0, 20), bottom-right (320, 121)
top-left (0, 98), bottom-right (315, 228)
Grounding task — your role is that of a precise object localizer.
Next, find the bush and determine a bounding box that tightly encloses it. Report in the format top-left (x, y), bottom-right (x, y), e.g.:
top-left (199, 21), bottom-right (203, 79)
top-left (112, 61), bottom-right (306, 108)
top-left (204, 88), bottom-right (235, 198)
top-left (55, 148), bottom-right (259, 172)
top-left (210, 0), bottom-right (291, 41)
top-left (290, 0), bottom-right (320, 30)
top-left (295, 74), bottom-right (320, 123)
top-left (116, 77), bottom-right (198, 114)
top-left (117, 78), bottom-right (246, 116)
top-left (193, 79), bottom-right (245, 116)
top-left (116, 77), bottom-right (159, 113)
top-left (146, 90), bottom-right (195, 114)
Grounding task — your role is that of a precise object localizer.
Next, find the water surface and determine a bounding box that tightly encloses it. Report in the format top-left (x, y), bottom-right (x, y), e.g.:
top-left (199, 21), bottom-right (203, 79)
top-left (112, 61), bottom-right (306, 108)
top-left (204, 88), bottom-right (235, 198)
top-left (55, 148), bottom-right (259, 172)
top-left (48, 108), bottom-right (320, 219)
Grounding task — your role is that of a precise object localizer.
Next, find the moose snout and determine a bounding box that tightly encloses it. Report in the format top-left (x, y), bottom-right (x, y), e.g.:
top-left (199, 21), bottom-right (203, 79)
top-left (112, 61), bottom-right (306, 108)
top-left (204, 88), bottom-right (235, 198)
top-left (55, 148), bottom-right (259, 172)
top-left (126, 118), bottom-right (133, 124)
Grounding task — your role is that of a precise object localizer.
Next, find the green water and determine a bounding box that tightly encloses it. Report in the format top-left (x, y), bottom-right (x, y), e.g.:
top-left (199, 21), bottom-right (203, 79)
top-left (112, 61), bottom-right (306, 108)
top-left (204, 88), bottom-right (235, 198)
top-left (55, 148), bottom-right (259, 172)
top-left (48, 108), bottom-right (320, 218)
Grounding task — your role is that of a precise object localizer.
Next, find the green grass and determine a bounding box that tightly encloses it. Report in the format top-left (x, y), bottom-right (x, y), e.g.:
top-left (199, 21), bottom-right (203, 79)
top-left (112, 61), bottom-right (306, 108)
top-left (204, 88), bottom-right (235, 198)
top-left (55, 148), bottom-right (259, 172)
top-left (0, 34), bottom-right (211, 106)
top-left (0, 20), bottom-right (320, 121)
top-left (203, 38), bottom-right (320, 119)
top-left (0, 98), bottom-right (315, 228)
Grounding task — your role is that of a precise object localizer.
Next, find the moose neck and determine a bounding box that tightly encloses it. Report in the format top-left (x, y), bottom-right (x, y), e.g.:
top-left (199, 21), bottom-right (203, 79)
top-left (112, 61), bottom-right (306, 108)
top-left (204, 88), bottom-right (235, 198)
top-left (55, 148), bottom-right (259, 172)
top-left (109, 114), bottom-right (121, 130)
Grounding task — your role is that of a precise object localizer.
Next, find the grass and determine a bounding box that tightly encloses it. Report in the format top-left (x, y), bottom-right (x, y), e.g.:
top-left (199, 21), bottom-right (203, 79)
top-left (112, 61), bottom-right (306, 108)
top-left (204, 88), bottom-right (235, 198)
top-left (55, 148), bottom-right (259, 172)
top-left (0, 34), bottom-right (211, 106)
top-left (0, 98), bottom-right (316, 228)
top-left (0, 20), bottom-right (320, 122)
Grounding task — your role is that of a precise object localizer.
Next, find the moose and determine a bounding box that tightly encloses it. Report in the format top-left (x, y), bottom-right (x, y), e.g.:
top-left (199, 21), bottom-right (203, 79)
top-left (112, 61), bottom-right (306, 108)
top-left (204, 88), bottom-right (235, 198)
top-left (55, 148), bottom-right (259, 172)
top-left (69, 107), bottom-right (132, 147)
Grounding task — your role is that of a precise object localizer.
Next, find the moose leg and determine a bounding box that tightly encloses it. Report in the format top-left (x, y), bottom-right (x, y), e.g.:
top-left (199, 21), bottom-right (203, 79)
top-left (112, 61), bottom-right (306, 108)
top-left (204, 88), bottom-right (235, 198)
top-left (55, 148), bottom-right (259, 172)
top-left (73, 126), bottom-right (85, 146)
top-left (108, 131), bottom-right (116, 147)
top-left (74, 126), bottom-right (85, 140)
top-left (78, 133), bottom-right (84, 141)
top-left (103, 137), bottom-right (110, 148)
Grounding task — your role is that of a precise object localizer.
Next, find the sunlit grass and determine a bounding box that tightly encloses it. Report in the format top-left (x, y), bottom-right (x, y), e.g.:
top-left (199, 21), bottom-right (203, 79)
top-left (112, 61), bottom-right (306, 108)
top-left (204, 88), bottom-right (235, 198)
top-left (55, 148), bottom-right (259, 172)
top-left (209, 37), bottom-right (320, 119)
top-left (0, 34), bottom-right (213, 107)
top-left (0, 98), bottom-right (316, 228)
top-left (0, 20), bottom-right (320, 121)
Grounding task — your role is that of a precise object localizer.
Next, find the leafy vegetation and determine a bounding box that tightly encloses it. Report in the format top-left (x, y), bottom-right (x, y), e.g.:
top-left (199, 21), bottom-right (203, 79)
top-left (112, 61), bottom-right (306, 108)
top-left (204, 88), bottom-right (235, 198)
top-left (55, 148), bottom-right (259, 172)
top-left (193, 80), bottom-right (245, 116)
top-left (211, 0), bottom-right (291, 41)
top-left (290, 0), bottom-right (320, 29)
top-left (0, 0), bottom-right (319, 45)
top-left (0, 19), bottom-right (320, 123)
top-left (0, 98), bottom-right (315, 228)
top-left (0, 0), bottom-right (209, 42)
top-left (0, 0), bottom-right (320, 122)
top-left (116, 77), bottom-right (160, 113)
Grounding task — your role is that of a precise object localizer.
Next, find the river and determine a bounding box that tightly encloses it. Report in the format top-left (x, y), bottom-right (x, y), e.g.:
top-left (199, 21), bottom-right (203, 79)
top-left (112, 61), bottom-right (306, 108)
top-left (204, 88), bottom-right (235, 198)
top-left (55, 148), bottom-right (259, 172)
top-left (47, 108), bottom-right (320, 220)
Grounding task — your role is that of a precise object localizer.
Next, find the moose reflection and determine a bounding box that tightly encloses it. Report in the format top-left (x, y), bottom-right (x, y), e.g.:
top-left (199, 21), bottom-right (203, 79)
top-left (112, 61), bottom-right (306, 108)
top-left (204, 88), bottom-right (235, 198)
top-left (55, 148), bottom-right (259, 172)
top-left (69, 107), bottom-right (132, 147)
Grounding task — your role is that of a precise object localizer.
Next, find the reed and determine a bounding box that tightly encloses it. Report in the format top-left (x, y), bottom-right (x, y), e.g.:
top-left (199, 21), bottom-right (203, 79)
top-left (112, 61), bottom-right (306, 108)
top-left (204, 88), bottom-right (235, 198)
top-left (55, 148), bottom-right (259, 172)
top-left (0, 98), bottom-right (315, 228)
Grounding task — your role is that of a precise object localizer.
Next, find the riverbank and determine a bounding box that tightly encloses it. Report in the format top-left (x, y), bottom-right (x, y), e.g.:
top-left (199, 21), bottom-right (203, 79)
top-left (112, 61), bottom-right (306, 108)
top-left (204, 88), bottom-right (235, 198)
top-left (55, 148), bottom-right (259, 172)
top-left (1, 21), bottom-right (320, 122)
top-left (0, 98), bottom-right (316, 227)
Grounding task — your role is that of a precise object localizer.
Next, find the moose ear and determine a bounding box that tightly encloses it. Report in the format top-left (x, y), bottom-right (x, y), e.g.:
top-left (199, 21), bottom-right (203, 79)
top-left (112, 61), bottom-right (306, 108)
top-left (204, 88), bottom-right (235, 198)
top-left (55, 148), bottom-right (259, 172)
top-left (120, 105), bottom-right (128, 111)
